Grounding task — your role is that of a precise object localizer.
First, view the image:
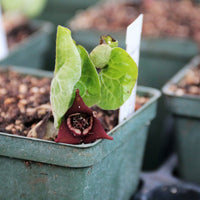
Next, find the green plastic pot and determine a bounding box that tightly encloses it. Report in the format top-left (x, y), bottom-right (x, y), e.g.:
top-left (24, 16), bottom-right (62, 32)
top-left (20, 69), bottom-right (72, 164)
top-left (162, 56), bottom-right (200, 185)
top-left (70, 29), bottom-right (199, 170)
top-left (37, 0), bottom-right (102, 25)
top-left (0, 20), bottom-right (55, 69)
top-left (0, 66), bottom-right (160, 200)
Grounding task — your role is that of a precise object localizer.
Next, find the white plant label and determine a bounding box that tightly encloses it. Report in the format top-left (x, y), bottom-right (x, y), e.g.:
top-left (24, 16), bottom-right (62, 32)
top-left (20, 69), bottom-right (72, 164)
top-left (0, 6), bottom-right (8, 60)
top-left (119, 14), bottom-right (143, 123)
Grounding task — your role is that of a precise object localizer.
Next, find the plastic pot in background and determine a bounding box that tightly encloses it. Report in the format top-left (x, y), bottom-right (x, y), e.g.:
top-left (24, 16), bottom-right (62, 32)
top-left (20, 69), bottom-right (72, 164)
top-left (162, 56), bottom-right (200, 185)
top-left (0, 65), bottom-right (160, 200)
top-left (0, 20), bottom-right (55, 70)
top-left (71, 29), bottom-right (199, 170)
top-left (37, 0), bottom-right (102, 26)
top-left (139, 37), bottom-right (199, 170)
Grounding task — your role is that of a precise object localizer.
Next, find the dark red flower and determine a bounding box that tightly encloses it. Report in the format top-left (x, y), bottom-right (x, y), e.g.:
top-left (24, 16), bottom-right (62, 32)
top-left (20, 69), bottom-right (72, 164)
top-left (55, 89), bottom-right (113, 144)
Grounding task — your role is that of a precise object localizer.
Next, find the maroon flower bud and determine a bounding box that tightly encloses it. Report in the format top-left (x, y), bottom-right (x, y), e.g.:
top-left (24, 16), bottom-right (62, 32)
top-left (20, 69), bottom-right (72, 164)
top-left (55, 89), bottom-right (113, 144)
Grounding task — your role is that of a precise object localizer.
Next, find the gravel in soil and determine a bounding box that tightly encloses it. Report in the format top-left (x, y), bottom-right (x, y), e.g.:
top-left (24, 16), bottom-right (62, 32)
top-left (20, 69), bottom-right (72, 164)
top-left (70, 0), bottom-right (200, 47)
top-left (169, 64), bottom-right (200, 96)
top-left (0, 69), bottom-right (149, 140)
top-left (0, 69), bottom-right (51, 137)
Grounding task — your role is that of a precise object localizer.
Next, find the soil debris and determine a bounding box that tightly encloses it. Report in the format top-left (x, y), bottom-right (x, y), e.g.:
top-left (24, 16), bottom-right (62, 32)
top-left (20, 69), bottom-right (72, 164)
top-left (169, 64), bottom-right (200, 96)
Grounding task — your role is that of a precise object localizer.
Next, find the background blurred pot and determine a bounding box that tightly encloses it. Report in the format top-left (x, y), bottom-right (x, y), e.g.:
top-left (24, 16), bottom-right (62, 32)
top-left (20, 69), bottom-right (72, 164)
top-left (0, 20), bottom-right (55, 69)
top-left (0, 65), bottom-right (160, 200)
top-left (70, 29), bottom-right (199, 170)
top-left (37, 0), bottom-right (102, 26)
top-left (162, 56), bottom-right (200, 185)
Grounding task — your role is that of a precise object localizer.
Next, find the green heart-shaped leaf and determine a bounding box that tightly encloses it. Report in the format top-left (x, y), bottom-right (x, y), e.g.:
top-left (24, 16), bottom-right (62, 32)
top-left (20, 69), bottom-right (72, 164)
top-left (74, 45), bottom-right (101, 106)
top-left (97, 47), bottom-right (138, 110)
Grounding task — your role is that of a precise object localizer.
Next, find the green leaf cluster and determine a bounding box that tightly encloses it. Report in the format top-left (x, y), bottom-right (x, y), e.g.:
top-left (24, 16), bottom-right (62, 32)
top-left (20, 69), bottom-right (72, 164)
top-left (50, 26), bottom-right (138, 128)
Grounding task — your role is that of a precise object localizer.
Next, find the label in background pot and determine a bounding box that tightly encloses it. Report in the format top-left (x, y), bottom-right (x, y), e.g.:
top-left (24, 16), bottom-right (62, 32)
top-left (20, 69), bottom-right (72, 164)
top-left (0, 6), bottom-right (8, 60)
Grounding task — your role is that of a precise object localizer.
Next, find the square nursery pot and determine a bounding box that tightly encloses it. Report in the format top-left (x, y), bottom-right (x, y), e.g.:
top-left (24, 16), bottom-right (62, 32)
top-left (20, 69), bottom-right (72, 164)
top-left (0, 66), bottom-right (160, 200)
top-left (70, 29), bottom-right (199, 170)
top-left (162, 56), bottom-right (200, 185)
top-left (37, 0), bottom-right (102, 26)
top-left (0, 20), bottom-right (55, 70)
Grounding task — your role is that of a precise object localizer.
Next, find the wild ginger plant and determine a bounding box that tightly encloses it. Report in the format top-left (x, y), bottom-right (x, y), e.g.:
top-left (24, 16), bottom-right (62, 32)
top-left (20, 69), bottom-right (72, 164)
top-left (50, 26), bottom-right (138, 144)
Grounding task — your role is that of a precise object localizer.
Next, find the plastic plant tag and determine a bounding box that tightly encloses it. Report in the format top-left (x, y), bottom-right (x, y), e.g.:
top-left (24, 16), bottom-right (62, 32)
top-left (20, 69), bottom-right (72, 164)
top-left (119, 14), bottom-right (143, 123)
top-left (0, 6), bottom-right (8, 60)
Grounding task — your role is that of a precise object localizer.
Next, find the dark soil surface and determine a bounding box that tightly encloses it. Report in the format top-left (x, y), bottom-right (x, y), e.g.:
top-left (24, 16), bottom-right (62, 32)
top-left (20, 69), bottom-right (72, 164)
top-left (0, 70), bottom-right (51, 136)
top-left (3, 14), bottom-right (36, 49)
top-left (92, 106), bottom-right (119, 132)
top-left (0, 69), bottom-right (149, 140)
top-left (169, 64), bottom-right (200, 96)
top-left (70, 0), bottom-right (200, 46)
